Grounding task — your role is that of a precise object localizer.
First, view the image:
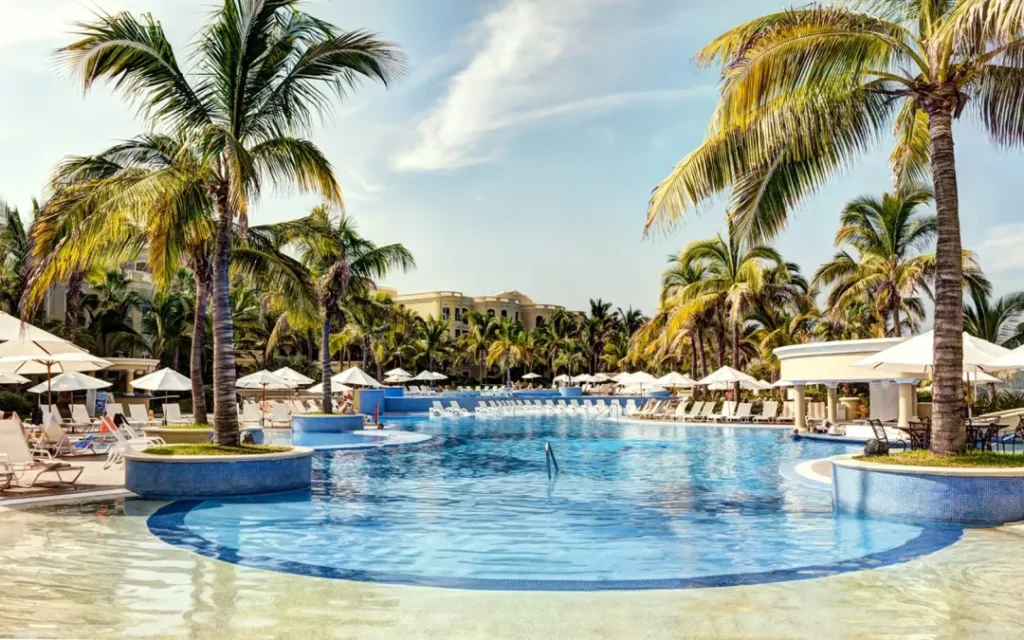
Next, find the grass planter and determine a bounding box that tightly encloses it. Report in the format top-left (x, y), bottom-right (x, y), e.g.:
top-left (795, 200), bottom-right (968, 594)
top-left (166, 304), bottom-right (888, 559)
top-left (831, 453), bottom-right (1024, 526)
top-left (125, 445), bottom-right (313, 499)
top-left (144, 425), bottom-right (265, 445)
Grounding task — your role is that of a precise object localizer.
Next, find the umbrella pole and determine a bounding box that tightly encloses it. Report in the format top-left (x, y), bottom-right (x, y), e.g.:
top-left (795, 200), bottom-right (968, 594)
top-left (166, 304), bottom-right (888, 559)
top-left (967, 372), bottom-right (973, 419)
top-left (46, 363), bottom-right (53, 412)
top-left (262, 384), bottom-right (266, 427)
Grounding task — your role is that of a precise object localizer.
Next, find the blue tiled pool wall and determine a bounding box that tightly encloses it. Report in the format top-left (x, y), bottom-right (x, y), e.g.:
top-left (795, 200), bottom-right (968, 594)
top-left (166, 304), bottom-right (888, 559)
top-left (832, 464), bottom-right (1024, 526)
top-left (292, 414), bottom-right (364, 433)
top-left (126, 453), bottom-right (312, 499)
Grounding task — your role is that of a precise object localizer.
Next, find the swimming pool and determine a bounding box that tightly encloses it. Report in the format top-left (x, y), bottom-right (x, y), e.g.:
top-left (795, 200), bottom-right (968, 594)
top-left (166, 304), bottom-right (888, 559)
top-left (149, 416), bottom-right (960, 591)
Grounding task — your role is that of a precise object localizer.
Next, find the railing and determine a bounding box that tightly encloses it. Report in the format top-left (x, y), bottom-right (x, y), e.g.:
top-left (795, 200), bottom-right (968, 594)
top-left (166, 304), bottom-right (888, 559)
top-left (545, 441), bottom-right (559, 480)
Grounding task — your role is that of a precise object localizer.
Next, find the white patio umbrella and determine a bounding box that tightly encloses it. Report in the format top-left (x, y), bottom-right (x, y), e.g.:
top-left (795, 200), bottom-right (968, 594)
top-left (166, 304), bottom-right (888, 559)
top-left (272, 367), bottom-right (315, 386)
top-left (698, 366), bottom-right (763, 392)
top-left (0, 311), bottom-right (77, 354)
top-left (989, 343), bottom-right (1024, 370)
top-left (384, 373), bottom-right (412, 384)
top-left (656, 372), bottom-right (697, 388)
top-left (385, 368), bottom-right (413, 378)
top-left (772, 379), bottom-right (794, 388)
top-left (572, 373), bottom-right (593, 383)
top-left (238, 370), bottom-right (296, 426)
top-left (0, 371), bottom-right (29, 385)
top-left (853, 331), bottom-right (1012, 417)
top-left (131, 368), bottom-right (193, 425)
top-left (333, 367), bottom-right (382, 388)
top-left (413, 370), bottom-right (447, 381)
top-left (590, 373), bottom-right (614, 383)
top-left (553, 374), bottom-right (571, 384)
top-left (27, 371), bottom-right (111, 394)
top-left (306, 381), bottom-right (353, 394)
top-left (611, 372), bottom-right (632, 382)
top-left (521, 373), bottom-right (542, 380)
top-left (0, 348), bottom-right (112, 407)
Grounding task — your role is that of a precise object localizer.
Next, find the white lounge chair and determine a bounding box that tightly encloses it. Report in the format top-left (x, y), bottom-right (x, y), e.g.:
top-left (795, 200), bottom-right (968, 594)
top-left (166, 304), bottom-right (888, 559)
top-left (70, 404), bottom-right (100, 432)
top-left (129, 404), bottom-right (161, 427)
top-left (669, 402), bottom-right (691, 421)
top-left (711, 401), bottom-right (736, 422)
top-left (678, 401), bottom-right (704, 421)
top-left (753, 401), bottom-right (779, 423)
top-left (163, 403), bottom-right (192, 425)
top-left (624, 399), bottom-right (639, 416)
top-left (105, 402), bottom-right (125, 418)
top-left (694, 402), bottom-right (717, 421)
top-left (726, 402), bottom-right (753, 422)
top-left (241, 403), bottom-right (262, 426)
top-left (289, 400), bottom-right (307, 415)
top-left (269, 403), bottom-right (291, 427)
top-left (306, 400), bottom-right (321, 412)
top-left (448, 401), bottom-right (470, 417)
top-left (429, 401), bottom-right (447, 418)
top-left (0, 419), bottom-right (84, 487)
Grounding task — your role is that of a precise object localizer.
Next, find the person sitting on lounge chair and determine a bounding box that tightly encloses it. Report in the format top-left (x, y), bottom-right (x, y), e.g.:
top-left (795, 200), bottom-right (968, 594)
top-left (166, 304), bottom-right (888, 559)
top-left (340, 392), bottom-right (355, 415)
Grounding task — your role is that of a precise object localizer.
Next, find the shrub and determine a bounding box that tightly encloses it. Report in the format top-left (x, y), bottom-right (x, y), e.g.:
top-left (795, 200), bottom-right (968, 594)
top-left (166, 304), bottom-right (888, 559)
top-left (0, 390), bottom-right (34, 416)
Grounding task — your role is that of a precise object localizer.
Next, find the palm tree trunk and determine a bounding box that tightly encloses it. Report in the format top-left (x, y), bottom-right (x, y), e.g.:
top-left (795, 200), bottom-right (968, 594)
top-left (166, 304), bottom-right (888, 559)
top-left (211, 196), bottom-right (239, 445)
top-left (321, 306), bottom-right (332, 414)
top-left (190, 271), bottom-right (210, 424)
top-left (696, 329), bottom-right (707, 378)
top-left (505, 352), bottom-right (511, 387)
top-left (892, 305), bottom-right (902, 337)
top-left (731, 320), bottom-right (741, 400)
top-left (479, 350), bottom-right (486, 383)
top-left (64, 269), bottom-right (84, 340)
top-left (926, 106), bottom-right (965, 455)
top-left (689, 329), bottom-right (698, 377)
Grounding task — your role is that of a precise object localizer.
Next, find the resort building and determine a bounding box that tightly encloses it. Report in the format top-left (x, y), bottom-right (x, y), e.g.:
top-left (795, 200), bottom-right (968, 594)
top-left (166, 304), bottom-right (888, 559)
top-left (391, 289), bottom-right (563, 337)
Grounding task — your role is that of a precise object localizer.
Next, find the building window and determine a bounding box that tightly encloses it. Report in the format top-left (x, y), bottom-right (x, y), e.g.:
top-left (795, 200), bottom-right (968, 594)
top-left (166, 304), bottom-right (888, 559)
top-left (487, 309), bottom-right (495, 317)
top-left (455, 307), bottom-right (461, 321)
top-left (536, 316), bottom-right (545, 328)
top-left (442, 305), bottom-right (451, 320)
top-left (501, 309), bottom-right (507, 318)
top-left (462, 308), bottom-right (469, 321)
top-left (515, 311), bottom-right (520, 322)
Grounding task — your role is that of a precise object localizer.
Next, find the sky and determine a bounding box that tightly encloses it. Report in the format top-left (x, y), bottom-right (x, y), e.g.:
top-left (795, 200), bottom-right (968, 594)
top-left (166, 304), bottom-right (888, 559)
top-left (0, 0), bottom-right (1022, 316)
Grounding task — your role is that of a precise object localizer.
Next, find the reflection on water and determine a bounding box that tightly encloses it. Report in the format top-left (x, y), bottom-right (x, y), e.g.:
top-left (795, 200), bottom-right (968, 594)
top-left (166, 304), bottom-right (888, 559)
top-left (3, 499), bottom-right (1024, 639)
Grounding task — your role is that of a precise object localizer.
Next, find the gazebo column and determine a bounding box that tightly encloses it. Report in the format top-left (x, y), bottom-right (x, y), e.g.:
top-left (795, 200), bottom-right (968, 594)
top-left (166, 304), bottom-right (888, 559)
top-left (126, 369), bottom-right (135, 394)
top-left (793, 384), bottom-right (807, 431)
top-left (826, 384), bottom-right (839, 423)
top-left (897, 380), bottom-right (916, 428)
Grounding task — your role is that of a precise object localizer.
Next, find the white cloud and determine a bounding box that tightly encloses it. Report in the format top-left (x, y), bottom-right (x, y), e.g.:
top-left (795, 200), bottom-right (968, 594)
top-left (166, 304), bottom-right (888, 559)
top-left (982, 223), bottom-right (1024, 271)
top-left (343, 169), bottom-right (385, 202)
top-left (392, 0), bottom-right (703, 172)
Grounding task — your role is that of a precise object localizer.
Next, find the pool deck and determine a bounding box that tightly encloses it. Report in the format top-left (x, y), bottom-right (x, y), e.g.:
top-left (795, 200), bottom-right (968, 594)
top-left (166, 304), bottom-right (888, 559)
top-left (0, 456), bottom-right (130, 509)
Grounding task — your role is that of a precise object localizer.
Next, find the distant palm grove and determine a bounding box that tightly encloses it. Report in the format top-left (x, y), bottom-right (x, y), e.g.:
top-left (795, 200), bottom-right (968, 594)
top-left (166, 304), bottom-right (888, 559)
top-left (1, 0), bottom-right (1023, 456)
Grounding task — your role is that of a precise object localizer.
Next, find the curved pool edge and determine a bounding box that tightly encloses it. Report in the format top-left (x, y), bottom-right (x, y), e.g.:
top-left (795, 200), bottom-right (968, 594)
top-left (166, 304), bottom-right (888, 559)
top-left (146, 499), bottom-right (963, 592)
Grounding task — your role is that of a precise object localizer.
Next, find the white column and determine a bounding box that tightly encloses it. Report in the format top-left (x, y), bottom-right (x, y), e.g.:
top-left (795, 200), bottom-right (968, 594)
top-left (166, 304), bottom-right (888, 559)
top-left (897, 382), bottom-right (915, 428)
top-left (826, 385), bottom-right (839, 423)
top-left (793, 384), bottom-right (807, 431)
top-left (126, 369), bottom-right (135, 395)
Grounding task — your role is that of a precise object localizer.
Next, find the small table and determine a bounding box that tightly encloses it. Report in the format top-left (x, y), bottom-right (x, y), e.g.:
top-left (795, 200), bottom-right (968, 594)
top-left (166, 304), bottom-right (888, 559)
top-left (894, 424), bottom-right (930, 450)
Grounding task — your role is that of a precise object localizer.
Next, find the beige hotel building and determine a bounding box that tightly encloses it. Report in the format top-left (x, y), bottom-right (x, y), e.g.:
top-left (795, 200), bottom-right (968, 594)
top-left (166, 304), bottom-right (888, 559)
top-left (385, 289), bottom-right (563, 337)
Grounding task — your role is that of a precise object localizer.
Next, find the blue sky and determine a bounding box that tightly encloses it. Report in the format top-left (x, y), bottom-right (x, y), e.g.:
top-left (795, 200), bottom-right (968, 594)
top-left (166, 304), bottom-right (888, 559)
top-left (1, 0), bottom-right (1022, 315)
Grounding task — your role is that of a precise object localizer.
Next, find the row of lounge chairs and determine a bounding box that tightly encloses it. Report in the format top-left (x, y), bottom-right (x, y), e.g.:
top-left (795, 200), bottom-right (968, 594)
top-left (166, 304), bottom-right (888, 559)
top-left (429, 398), bottom-right (626, 419)
top-left (629, 399), bottom-right (792, 424)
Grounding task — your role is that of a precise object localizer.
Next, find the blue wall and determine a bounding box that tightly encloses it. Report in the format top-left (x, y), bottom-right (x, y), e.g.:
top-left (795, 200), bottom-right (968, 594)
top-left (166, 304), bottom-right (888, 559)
top-left (292, 414), bottom-right (364, 433)
top-left (126, 452), bottom-right (312, 499)
top-left (833, 462), bottom-right (1024, 526)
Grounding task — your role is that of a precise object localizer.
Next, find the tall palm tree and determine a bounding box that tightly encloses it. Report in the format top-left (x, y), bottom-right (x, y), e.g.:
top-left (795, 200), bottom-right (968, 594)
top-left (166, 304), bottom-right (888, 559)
top-left (272, 207), bottom-right (412, 413)
top-left (964, 287), bottom-right (1024, 348)
top-left (488, 318), bottom-right (527, 387)
top-left (461, 310), bottom-right (497, 383)
top-left (0, 201), bottom-right (29, 318)
top-left (417, 317), bottom-right (452, 372)
top-left (814, 184), bottom-right (939, 337)
top-left (645, 1), bottom-right (1024, 454)
top-left (669, 224), bottom-right (781, 396)
top-left (61, 1), bottom-right (404, 443)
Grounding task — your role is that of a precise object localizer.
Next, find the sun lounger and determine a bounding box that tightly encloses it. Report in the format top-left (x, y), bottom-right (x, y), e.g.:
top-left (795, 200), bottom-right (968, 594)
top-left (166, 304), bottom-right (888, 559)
top-left (69, 404), bottom-right (100, 432)
top-left (624, 399), bottom-right (639, 416)
top-left (289, 400), bottom-right (307, 415)
top-left (241, 403), bottom-right (262, 426)
top-left (269, 403), bottom-right (291, 427)
top-left (163, 403), bottom-right (193, 425)
top-left (753, 401), bottom-right (779, 423)
top-left (306, 400), bottom-right (321, 412)
top-left (694, 402), bottom-right (717, 421)
top-left (129, 404), bottom-right (161, 427)
top-left (678, 401), bottom-right (704, 421)
top-left (727, 402), bottom-right (753, 422)
top-left (635, 399), bottom-right (659, 419)
top-left (429, 401), bottom-right (446, 418)
top-left (447, 401), bottom-right (470, 418)
top-left (105, 402), bottom-right (125, 418)
top-left (0, 419), bottom-right (83, 487)
top-left (668, 402), bottom-right (691, 421)
top-left (709, 401), bottom-right (735, 423)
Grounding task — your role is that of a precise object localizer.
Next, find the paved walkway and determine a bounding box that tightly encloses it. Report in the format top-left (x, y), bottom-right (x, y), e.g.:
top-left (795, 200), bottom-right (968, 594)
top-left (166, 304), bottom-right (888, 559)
top-left (0, 455), bottom-right (126, 505)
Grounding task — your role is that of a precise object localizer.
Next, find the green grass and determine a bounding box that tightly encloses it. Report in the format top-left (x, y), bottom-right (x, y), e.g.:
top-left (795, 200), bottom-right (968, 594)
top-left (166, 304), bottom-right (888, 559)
top-left (142, 444), bottom-right (292, 456)
top-left (855, 450), bottom-right (1024, 468)
top-left (150, 423), bottom-right (214, 430)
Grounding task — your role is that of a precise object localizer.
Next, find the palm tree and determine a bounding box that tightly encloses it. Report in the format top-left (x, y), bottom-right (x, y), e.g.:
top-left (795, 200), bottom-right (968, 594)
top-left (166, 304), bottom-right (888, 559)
top-left (645, 1), bottom-right (1024, 454)
top-left (669, 224), bottom-right (781, 397)
top-left (273, 207), bottom-right (413, 413)
top-left (488, 318), bottom-right (527, 386)
top-left (61, 2), bottom-right (404, 443)
top-left (461, 310), bottom-right (497, 383)
top-left (0, 201), bottom-right (29, 317)
top-left (814, 184), bottom-right (939, 337)
top-left (417, 317), bottom-right (452, 373)
top-left (964, 288), bottom-right (1024, 348)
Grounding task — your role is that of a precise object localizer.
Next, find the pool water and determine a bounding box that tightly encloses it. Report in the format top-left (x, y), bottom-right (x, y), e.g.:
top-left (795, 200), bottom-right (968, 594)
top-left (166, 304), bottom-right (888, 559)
top-left (150, 417), bottom-right (959, 590)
